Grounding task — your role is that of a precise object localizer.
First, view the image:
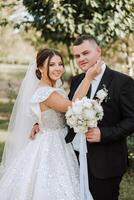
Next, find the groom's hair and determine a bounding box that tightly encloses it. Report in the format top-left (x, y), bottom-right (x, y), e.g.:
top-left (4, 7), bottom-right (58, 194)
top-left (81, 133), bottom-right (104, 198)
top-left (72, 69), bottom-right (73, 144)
top-left (73, 35), bottom-right (99, 46)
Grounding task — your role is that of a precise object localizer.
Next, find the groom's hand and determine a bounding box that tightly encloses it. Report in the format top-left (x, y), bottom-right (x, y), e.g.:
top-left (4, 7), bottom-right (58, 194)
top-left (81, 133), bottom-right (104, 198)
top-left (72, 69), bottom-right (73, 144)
top-left (86, 127), bottom-right (101, 142)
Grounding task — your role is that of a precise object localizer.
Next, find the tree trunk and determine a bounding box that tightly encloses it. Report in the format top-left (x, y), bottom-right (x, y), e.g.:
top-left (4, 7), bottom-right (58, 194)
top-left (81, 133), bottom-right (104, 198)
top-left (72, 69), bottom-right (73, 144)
top-left (66, 45), bottom-right (79, 76)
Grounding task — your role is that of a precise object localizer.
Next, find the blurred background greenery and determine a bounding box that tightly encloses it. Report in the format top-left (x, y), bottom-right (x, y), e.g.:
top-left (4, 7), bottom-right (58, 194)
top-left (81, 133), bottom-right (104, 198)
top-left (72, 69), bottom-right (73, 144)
top-left (0, 0), bottom-right (134, 199)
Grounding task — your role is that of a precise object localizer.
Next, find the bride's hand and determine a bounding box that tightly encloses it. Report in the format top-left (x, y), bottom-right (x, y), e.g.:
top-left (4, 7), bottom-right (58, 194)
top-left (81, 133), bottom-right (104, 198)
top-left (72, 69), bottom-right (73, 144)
top-left (30, 124), bottom-right (40, 139)
top-left (85, 59), bottom-right (104, 81)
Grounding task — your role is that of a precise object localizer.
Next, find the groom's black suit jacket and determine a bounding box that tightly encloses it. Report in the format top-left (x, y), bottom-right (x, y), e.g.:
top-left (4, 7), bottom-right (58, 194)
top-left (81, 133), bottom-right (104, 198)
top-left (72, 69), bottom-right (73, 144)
top-left (65, 66), bottom-right (134, 179)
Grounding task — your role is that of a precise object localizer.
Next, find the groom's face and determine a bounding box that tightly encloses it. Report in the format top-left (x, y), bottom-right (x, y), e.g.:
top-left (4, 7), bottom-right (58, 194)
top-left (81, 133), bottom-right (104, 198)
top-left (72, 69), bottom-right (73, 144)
top-left (72, 40), bottom-right (101, 71)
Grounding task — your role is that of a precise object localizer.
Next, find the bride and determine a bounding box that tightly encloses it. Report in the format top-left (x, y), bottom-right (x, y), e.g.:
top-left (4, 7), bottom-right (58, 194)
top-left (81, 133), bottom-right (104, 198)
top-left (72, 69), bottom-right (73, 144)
top-left (0, 48), bottom-right (102, 200)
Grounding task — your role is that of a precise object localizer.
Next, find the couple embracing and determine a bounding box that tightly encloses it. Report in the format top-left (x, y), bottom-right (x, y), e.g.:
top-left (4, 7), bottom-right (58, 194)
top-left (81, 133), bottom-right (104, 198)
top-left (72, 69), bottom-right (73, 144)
top-left (0, 35), bottom-right (134, 200)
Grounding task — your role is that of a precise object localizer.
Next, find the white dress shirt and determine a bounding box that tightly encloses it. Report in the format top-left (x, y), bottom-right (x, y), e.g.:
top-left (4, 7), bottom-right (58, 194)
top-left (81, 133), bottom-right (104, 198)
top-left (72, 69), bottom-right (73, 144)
top-left (90, 63), bottom-right (106, 99)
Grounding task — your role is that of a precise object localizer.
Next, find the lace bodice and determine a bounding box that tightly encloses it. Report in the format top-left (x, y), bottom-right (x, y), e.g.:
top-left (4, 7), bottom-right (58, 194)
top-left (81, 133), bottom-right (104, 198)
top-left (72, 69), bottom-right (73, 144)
top-left (41, 110), bottom-right (66, 129)
top-left (30, 85), bottom-right (67, 130)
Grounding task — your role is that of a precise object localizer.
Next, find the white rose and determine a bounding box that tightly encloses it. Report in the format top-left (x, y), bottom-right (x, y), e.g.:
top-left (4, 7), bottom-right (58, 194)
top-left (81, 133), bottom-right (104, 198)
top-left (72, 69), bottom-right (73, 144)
top-left (96, 112), bottom-right (104, 120)
top-left (88, 119), bottom-right (97, 128)
top-left (83, 101), bottom-right (92, 109)
top-left (96, 89), bottom-right (108, 102)
top-left (77, 119), bottom-right (83, 126)
top-left (74, 100), bottom-right (82, 106)
top-left (70, 115), bottom-right (78, 124)
top-left (72, 105), bottom-right (83, 115)
top-left (67, 115), bottom-right (77, 127)
top-left (94, 103), bottom-right (103, 113)
top-left (84, 109), bottom-right (96, 120)
top-left (65, 108), bottom-right (73, 118)
top-left (74, 126), bottom-right (88, 133)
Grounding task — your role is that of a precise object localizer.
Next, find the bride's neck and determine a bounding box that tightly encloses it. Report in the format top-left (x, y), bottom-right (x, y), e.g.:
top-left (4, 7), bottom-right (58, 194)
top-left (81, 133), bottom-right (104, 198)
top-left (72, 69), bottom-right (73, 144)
top-left (40, 79), bottom-right (56, 87)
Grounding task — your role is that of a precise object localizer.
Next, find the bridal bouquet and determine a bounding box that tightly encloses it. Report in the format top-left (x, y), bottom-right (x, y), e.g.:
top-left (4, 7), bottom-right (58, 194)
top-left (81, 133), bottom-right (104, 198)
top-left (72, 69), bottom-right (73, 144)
top-left (66, 87), bottom-right (108, 200)
top-left (66, 87), bottom-right (108, 133)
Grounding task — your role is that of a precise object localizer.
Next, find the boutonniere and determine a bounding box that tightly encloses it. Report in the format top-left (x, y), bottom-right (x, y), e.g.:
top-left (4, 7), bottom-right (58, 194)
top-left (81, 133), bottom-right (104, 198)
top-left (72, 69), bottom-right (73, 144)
top-left (96, 84), bottom-right (108, 103)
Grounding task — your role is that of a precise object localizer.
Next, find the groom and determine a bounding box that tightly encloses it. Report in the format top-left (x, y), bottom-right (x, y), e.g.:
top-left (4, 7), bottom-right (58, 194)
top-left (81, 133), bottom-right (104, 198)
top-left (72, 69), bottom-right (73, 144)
top-left (65, 35), bottom-right (134, 200)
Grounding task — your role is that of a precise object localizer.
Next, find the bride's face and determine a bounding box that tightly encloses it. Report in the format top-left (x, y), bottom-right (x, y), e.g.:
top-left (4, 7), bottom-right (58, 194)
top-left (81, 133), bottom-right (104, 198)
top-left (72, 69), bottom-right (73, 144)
top-left (41, 55), bottom-right (64, 82)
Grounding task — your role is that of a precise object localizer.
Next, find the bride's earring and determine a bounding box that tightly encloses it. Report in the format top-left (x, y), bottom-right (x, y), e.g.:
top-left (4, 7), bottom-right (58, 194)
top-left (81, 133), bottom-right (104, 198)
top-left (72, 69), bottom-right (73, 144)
top-left (41, 72), bottom-right (43, 77)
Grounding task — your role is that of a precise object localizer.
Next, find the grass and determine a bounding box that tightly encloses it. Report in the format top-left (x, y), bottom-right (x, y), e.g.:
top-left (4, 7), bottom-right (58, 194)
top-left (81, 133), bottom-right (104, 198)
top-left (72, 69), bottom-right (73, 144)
top-left (0, 101), bottom-right (14, 114)
top-left (0, 143), bottom-right (4, 160)
top-left (0, 101), bottom-right (12, 131)
top-left (0, 119), bottom-right (9, 130)
top-left (0, 102), bottom-right (12, 131)
top-left (119, 167), bottom-right (134, 200)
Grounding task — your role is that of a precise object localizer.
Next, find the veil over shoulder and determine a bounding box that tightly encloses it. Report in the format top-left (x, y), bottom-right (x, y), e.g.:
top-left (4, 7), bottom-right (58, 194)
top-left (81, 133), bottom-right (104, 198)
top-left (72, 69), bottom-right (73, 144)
top-left (0, 62), bottom-right (40, 175)
top-left (0, 62), bottom-right (65, 176)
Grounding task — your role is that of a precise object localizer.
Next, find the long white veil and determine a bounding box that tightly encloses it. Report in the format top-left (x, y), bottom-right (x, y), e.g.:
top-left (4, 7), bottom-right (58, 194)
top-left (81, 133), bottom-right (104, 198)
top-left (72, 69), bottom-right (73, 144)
top-left (0, 61), bottom-right (63, 177)
top-left (0, 62), bottom-right (39, 176)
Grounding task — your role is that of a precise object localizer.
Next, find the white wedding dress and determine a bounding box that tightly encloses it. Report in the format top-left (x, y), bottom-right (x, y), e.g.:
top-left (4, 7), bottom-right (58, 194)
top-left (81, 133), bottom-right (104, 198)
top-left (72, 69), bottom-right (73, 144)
top-left (0, 86), bottom-right (80, 200)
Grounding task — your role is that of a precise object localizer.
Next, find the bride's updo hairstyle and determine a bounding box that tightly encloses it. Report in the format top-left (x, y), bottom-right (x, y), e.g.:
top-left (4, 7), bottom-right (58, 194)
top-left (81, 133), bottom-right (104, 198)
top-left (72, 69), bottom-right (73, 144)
top-left (36, 48), bottom-right (64, 80)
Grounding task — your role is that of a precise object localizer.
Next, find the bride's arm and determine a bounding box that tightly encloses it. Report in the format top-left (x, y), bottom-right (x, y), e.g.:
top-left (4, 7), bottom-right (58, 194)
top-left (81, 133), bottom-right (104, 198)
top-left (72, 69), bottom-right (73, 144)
top-left (43, 60), bottom-right (102, 113)
top-left (72, 60), bottom-right (102, 101)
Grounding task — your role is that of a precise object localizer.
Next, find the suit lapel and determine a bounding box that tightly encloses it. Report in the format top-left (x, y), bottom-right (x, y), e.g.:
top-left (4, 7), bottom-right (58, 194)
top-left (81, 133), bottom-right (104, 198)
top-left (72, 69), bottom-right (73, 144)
top-left (93, 66), bottom-right (114, 99)
top-left (69, 73), bottom-right (85, 100)
top-left (71, 73), bottom-right (92, 98)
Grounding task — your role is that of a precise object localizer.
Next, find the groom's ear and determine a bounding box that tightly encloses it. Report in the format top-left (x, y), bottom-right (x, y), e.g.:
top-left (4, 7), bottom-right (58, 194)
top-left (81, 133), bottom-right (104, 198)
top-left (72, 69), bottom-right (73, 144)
top-left (96, 46), bottom-right (102, 56)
